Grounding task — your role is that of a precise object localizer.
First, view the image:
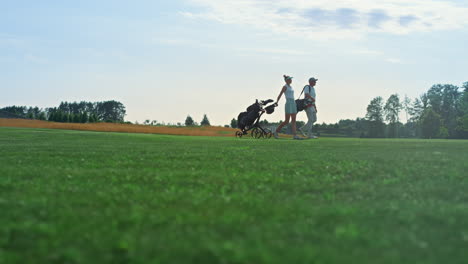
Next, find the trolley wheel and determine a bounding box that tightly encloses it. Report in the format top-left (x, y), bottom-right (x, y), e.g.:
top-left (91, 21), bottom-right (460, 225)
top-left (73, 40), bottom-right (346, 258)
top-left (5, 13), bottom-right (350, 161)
top-left (254, 129), bottom-right (264, 139)
top-left (250, 127), bottom-right (259, 138)
top-left (235, 131), bottom-right (243, 138)
top-left (263, 128), bottom-right (272, 139)
top-left (266, 132), bottom-right (273, 139)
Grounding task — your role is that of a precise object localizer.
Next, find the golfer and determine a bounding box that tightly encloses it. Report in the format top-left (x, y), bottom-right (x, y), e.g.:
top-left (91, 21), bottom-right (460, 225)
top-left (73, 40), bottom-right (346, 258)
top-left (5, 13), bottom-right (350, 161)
top-left (274, 75), bottom-right (301, 140)
top-left (299, 77), bottom-right (318, 139)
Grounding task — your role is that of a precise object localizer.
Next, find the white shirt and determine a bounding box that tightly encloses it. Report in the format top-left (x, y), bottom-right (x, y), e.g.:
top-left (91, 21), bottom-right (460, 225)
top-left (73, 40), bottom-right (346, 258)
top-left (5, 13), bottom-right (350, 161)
top-left (284, 84), bottom-right (294, 99)
top-left (304, 85), bottom-right (316, 101)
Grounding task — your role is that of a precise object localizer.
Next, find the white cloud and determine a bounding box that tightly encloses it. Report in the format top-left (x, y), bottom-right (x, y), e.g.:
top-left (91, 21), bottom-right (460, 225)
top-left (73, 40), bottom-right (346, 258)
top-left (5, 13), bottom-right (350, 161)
top-left (235, 47), bottom-right (311, 56)
top-left (152, 37), bottom-right (218, 49)
top-left (352, 49), bottom-right (383, 55)
top-left (153, 37), bottom-right (311, 56)
top-left (386, 58), bottom-right (404, 64)
top-left (183, 0), bottom-right (468, 39)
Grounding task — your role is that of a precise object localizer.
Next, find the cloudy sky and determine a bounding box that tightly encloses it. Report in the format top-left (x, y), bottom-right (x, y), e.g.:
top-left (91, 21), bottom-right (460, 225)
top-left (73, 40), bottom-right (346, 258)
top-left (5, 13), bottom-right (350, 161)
top-left (1, 0), bottom-right (468, 125)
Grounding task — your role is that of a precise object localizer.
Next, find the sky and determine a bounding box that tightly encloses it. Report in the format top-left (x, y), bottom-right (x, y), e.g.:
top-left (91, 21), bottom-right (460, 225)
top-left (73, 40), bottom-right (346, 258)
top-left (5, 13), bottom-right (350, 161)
top-left (1, 0), bottom-right (468, 125)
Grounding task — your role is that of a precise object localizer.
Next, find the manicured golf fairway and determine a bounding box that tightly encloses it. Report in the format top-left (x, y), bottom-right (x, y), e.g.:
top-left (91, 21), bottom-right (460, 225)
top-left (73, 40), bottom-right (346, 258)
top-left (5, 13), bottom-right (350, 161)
top-left (1, 127), bottom-right (467, 264)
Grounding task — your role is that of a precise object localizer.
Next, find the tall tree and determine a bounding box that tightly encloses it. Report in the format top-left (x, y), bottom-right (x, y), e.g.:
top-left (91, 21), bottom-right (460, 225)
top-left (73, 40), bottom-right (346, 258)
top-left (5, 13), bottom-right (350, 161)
top-left (384, 94), bottom-right (402, 123)
top-left (365, 96), bottom-right (385, 138)
top-left (402, 95), bottom-right (411, 123)
top-left (409, 94), bottom-right (428, 122)
top-left (420, 107), bottom-right (442, 138)
top-left (366, 97), bottom-right (384, 122)
top-left (430, 84), bottom-right (460, 137)
top-left (384, 94), bottom-right (402, 137)
top-left (456, 82), bottom-right (468, 138)
top-left (200, 114), bottom-right (211, 126)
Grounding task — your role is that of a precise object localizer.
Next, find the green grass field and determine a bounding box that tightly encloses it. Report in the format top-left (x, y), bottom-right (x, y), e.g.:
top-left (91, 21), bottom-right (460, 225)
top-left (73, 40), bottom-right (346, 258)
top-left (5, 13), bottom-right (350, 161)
top-left (1, 127), bottom-right (468, 264)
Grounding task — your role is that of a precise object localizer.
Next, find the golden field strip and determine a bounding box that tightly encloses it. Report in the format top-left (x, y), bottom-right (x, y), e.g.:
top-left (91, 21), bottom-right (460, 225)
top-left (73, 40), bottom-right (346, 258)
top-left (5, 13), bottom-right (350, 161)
top-left (0, 118), bottom-right (237, 137)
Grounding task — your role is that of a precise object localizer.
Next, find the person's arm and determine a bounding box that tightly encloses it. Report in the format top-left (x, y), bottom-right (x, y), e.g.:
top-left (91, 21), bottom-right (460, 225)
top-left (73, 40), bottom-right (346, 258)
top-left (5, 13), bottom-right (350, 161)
top-left (305, 93), bottom-right (315, 102)
top-left (276, 86), bottom-right (286, 104)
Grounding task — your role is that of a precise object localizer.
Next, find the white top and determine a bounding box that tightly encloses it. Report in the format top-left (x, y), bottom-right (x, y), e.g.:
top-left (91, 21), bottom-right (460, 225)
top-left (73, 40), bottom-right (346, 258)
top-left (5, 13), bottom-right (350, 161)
top-left (304, 85), bottom-right (316, 101)
top-left (284, 84), bottom-right (294, 99)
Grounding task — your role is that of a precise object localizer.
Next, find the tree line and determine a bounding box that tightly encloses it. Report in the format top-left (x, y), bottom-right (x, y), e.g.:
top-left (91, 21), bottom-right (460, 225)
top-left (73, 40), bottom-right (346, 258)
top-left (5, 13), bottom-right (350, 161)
top-left (0, 100), bottom-right (126, 123)
top-left (361, 82), bottom-right (467, 139)
top-left (146, 114), bottom-right (212, 127)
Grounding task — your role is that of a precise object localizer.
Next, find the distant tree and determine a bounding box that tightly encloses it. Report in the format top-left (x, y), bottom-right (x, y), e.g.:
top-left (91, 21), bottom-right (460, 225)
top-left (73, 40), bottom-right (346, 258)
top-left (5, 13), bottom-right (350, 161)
top-left (421, 84), bottom-right (461, 137)
top-left (455, 82), bottom-right (468, 138)
top-left (409, 94), bottom-right (427, 123)
top-left (230, 118), bottom-right (238, 128)
top-left (47, 110), bottom-right (55, 122)
top-left (420, 107), bottom-right (442, 138)
top-left (441, 85), bottom-right (461, 137)
top-left (366, 97), bottom-right (384, 122)
top-left (384, 94), bottom-right (402, 123)
top-left (200, 114), bottom-right (210, 126)
top-left (185, 115), bottom-right (195, 126)
top-left (144, 119), bottom-right (150, 125)
top-left (58, 102), bottom-right (69, 113)
top-left (402, 95), bottom-right (411, 123)
top-left (81, 112), bottom-right (88, 123)
top-left (0, 106), bottom-right (27, 118)
top-left (26, 111), bottom-right (34, 119)
top-left (55, 111), bottom-right (63, 122)
top-left (96, 100), bottom-right (126, 122)
top-left (37, 112), bottom-right (47, 121)
top-left (384, 94), bottom-right (402, 137)
top-left (88, 114), bottom-right (95, 123)
top-left (338, 119), bottom-right (357, 137)
top-left (26, 107), bottom-right (40, 119)
top-left (456, 114), bottom-right (468, 139)
top-left (92, 113), bottom-right (99, 123)
top-left (64, 112), bottom-right (71, 123)
top-left (365, 96), bottom-right (385, 137)
top-left (73, 113), bottom-right (81, 123)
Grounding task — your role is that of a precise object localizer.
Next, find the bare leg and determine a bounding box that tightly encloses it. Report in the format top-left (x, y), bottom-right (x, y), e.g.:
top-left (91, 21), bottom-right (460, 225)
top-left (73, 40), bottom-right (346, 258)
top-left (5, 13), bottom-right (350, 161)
top-left (291, 114), bottom-right (297, 136)
top-left (276, 114), bottom-right (291, 133)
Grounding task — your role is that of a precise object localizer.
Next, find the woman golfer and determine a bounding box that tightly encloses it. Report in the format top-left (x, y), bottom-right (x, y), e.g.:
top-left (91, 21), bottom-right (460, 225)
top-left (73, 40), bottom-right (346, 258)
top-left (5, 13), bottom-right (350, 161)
top-left (274, 75), bottom-right (301, 139)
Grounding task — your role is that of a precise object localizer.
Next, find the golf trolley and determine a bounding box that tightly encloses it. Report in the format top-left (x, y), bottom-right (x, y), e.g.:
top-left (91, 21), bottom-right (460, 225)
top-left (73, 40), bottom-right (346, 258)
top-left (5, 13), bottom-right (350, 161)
top-left (235, 99), bottom-right (278, 139)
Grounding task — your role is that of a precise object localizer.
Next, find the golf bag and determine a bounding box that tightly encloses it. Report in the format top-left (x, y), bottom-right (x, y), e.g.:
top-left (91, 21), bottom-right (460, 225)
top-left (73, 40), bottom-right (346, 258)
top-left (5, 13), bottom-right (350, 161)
top-left (237, 99), bottom-right (275, 131)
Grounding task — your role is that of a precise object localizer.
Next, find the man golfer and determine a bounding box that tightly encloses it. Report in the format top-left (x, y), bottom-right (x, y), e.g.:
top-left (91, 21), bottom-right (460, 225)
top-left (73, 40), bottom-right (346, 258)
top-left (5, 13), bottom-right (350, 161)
top-left (299, 77), bottom-right (318, 139)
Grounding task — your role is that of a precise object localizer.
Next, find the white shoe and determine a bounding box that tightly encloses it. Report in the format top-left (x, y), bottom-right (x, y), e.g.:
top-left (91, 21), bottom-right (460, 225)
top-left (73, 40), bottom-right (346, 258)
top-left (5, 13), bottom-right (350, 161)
top-left (298, 127), bottom-right (307, 137)
top-left (273, 131), bottom-right (279, 139)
